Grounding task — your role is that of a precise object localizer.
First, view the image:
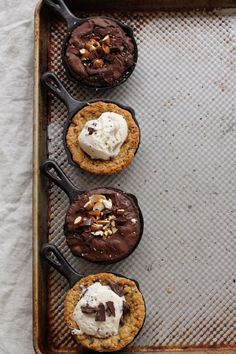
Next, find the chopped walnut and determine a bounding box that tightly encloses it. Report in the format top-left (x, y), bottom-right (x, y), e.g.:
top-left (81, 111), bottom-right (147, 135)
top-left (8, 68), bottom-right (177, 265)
top-left (73, 194), bottom-right (129, 240)
top-left (79, 34), bottom-right (112, 69)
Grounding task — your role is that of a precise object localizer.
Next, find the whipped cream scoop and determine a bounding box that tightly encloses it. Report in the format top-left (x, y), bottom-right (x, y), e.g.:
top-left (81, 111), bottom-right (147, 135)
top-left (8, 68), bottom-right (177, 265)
top-left (73, 282), bottom-right (125, 338)
top-left (78, 112), bottom-right (128, 160)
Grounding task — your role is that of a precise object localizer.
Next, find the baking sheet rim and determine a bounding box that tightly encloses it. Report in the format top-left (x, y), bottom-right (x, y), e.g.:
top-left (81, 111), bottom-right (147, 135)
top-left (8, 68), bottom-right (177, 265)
top-left (32, 1), bottom-right (236, 353)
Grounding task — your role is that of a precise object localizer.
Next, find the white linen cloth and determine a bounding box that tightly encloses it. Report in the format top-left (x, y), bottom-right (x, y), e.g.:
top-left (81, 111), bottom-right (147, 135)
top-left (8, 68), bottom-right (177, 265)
top-left (0, 0), bottom-right (38, 353)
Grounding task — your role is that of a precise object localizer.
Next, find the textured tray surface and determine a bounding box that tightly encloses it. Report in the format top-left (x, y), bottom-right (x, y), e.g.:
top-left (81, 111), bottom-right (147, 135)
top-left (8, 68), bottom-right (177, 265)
top-left (47, 9), bottom-right (236, 351)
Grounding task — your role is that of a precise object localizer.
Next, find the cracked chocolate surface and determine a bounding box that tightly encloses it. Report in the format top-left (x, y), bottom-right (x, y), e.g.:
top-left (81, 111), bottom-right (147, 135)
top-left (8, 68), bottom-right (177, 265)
top-left (65, 188), bottom-right (141, 262)
top-left (65, 17), bottom-right (135, 87)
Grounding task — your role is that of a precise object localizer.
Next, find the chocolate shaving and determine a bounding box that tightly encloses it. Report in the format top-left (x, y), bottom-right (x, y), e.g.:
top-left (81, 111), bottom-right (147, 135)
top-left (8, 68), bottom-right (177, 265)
top-left (123, 301), bottom-right (130, 315)
top-left (95, 303), bottom-right (106, 321)
top-left (108, 281), bottom-right (124, 297)
top-left (119, 315), bottom-right (125, 326)
top-left (106, 301), bottom-right (115, 317)
top-left (81, 305), bottom-right (97, 314)
top-left (88, 127), bottom-right (96, 135)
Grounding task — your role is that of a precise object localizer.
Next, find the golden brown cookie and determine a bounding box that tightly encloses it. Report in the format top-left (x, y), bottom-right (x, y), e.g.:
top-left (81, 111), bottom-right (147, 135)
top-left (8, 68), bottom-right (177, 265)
top-left (64, 273), bottom-right (145, 352)
top-left (66, 102), bottom-right (140, 174)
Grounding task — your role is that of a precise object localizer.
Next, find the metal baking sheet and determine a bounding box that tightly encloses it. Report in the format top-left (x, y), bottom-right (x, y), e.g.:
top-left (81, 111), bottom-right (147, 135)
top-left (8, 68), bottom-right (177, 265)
top-left (33, 1), bottom-right (236, 353)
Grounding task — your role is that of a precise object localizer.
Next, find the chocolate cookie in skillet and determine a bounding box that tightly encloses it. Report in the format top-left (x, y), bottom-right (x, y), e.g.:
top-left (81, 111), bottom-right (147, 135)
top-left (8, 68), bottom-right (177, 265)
top-left (43, 0), bottom-right (138, 89)
top-left (66, 18), bottom-right (136, 88)
top-left (42, 245), bottom-right (146, 352)
top-left (41, 160), bottom-right (144, 263)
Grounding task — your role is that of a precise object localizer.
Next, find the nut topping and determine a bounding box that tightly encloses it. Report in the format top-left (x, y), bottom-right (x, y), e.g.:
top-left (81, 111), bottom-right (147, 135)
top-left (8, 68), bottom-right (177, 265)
top-left (79, 48), bottom-right (90, 61)
top-left (104, 230), bottom-right (109, 237)
top-left (84, 200), bottom-right (94, 210)
top-left (73, 194), bottom-right (129, 240)
top-left (101, 34), bottom-right (111, 45)
top-left (91, 224), bottom-right (103, 231)
top-left (102, 223), bottom-right (110, 231)
top-left (97, 219), bottom-right (110, 225)
top-left (85, 38), bottom-right (101, 52)
top-left (101, 43), bottom-right (110, 55)
top-left (112, 227), bottom-right (118, 234)
top-left (91, 231), bottom-right (104, 237)
top-left (103, 198), bottom-right (112, 209)
top-left (74, 216), bottom-right (82, 225)
top-left (93, 201), bottom-right (105, 211)
top-left (108, 215), bottom-right (116, 221)
top-left (78, 34), bottom-right (113, 69)
top-left (80, 217), bottom-right (93, 226)
top-left (90, 195), bottom-right (106, 203)
top-left (117, 209), bottom-right (125, 216)
top-left (92, 59), bottom-right (104, 68)
top-left (88, 210), bottom-right (101, 217)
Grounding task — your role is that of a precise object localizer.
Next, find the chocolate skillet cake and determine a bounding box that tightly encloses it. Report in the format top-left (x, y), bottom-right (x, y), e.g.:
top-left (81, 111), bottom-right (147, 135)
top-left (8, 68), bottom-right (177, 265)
top-left (65, 188), bottom-right (142, 263)
top-left (64, 273), bottom-right (146, 352)
top-left (65, 18), bottom-right (136, 87)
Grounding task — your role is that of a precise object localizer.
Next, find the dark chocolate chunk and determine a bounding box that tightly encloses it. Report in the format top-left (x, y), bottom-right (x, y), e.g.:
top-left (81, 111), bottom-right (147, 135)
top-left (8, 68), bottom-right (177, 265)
top-left (123, 301), bottom-right (130, 315)
top-left (106, 301), bottom-right (115, 317)
top-left (119, 315), bottom-right (125, 326)
top-left (81, 305), bottom-right (97, 314)
top-left (95, 303), bottom-right (106, 321)
top-left (108, 281), bottom-right (124, 297)
top-left (88, 127), bottom-right (96, 135)
top-left (116, 217), bottom-right (129, 224)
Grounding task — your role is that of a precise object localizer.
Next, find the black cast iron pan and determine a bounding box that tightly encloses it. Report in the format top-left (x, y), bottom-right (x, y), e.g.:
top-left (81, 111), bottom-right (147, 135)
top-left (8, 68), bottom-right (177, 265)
top-left (41, 243), bottom-right (146, 351)
top-left (41, 72), bottom-right (140, 171)
top-left (43, 0), bottom-right (138, 89)
top-left (41, 159), bottom-right (144, 264)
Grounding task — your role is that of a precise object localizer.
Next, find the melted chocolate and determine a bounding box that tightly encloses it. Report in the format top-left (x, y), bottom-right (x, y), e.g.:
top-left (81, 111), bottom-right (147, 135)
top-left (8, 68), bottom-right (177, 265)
top-left (65, 18), bottom-right (135, 87)
top-left (65, 188), bottom-right (141, 263)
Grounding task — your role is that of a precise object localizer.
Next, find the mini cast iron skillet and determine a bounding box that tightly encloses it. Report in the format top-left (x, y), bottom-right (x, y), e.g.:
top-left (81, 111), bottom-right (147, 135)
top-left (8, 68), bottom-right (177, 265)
top-left (41, 159), bottom-right (144, 263)
top-left (41, 72), bottom-right (140, 171)
top-left (41, 243), bottom-right (146, 351)
top-left (43, 0), bottom-right (138, 89)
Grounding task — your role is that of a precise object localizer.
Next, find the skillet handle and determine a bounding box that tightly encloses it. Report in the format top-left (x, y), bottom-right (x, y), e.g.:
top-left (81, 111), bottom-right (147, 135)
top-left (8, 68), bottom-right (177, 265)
top-left (41, 72), bottom-right (80, 117)
top-left (127, 193), bottom-right (138, 205)
top-left (41, 159), bottom-right (81, 202)
top-left (43, 0), bottom-right (78, 31)
top-left (41, 244), bottom-right (84, 287)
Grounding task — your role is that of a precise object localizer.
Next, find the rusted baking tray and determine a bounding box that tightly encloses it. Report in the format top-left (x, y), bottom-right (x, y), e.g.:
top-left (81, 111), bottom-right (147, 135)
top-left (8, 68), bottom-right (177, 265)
top-left (33, 0), bottom-right (236, 353)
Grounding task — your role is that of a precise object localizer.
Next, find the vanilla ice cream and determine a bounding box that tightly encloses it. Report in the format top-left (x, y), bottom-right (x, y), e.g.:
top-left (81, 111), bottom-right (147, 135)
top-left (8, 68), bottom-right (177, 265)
top-left (73, 282), bottom-right (125, 338)
top-left (78, 112), bottom-right (128, 160)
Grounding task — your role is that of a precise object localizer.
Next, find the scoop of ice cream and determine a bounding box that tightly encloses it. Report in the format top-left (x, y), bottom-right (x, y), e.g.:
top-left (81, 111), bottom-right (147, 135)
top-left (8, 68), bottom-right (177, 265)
top-left (73, 282), bottom-right (125, 338)
top-left (78, 112), bottom-right (128, 160)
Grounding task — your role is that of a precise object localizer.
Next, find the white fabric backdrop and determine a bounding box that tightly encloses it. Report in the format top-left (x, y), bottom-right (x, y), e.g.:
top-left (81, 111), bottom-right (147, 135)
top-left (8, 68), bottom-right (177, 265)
top-left (0, 0), bottom-right (38, 353)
